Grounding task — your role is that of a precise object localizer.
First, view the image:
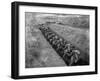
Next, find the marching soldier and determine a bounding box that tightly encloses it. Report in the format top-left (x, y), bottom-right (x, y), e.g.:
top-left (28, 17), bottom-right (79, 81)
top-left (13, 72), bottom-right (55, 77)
top-left (38, 23), bottom-right (88, 66)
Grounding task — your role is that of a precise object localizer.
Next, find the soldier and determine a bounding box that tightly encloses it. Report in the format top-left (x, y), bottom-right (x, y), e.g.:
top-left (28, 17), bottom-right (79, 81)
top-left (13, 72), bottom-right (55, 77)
top-left (69, 49), bottom-right (80, 65)
top-left (44, 30), bottom-right (51, 38)
top-left (50, 33), bottom-right (56, 37)
top-left (46, 32), bottom-right (53, 40)
top-left (62, 49), bottom-right (71, 65)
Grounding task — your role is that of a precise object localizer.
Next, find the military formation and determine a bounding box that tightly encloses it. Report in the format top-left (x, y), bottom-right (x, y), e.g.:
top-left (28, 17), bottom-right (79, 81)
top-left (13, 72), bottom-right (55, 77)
top-left (38, 23), bottom-right (81, 66)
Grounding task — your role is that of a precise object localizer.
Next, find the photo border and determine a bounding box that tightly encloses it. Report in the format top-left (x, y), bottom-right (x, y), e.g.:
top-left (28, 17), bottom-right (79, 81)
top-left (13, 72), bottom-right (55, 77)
top-left (11, 1), bottom-right (98, 79)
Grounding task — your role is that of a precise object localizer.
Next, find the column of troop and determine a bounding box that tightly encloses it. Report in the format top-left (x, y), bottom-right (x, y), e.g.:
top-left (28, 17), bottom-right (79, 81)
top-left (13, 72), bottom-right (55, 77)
top-left (39, 24), bottom-right (80, 66)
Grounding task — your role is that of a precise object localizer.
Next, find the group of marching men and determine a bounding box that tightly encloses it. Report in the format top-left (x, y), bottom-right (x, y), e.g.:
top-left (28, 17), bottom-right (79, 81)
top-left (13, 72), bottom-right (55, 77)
top-left (38, 23), bottom-right (81, 66)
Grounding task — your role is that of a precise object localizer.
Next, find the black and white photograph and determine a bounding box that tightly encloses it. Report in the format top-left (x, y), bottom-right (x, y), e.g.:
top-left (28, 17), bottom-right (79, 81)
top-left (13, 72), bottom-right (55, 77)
top-left (11, 1), bottom-right (97, 79)
top-left (25, 12), bottom-right (89, 68)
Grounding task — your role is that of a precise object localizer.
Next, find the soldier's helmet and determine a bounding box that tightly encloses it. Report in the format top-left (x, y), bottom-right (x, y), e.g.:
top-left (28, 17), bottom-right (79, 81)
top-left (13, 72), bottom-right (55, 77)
top-left (54, 35), bottom-right (58, 39)
top-left (72, 50), bottom-right (80, 55)
top-left (49, 38), bottom-right (53, 42)
top-left (59, 38), bottom-right (63, 41)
